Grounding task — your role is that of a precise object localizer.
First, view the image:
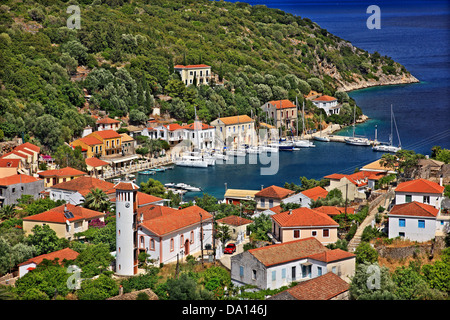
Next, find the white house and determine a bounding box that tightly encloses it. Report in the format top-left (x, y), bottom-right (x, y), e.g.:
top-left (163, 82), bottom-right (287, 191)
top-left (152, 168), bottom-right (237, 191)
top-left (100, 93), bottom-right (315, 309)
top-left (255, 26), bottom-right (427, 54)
top-left (388, 201), bottom-right (441, 242)
top-left (174, 64), bottom-right (212, 86)
top-left (181, 120), bottom-right (215, 151)
top-left (137, 204), bottom-right (213, 265)
top-left (142, 125), bottom-right (168, 141)
top-left (18, 248), bottom-right (79, 278)
top-left (230, 237), bottom-right (355, 290)
top-left (281, 186), bottom-right (329, 209)
top-left (311, 95), bottom-right (340, 116)
top-left (394, 178), bottom-right (444, 209)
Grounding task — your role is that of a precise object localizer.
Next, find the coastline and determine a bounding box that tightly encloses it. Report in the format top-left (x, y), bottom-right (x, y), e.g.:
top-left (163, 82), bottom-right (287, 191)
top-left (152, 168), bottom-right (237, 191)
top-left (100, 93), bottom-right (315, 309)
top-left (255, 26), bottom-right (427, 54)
top-left (337, 73), bottom-right (420, 93)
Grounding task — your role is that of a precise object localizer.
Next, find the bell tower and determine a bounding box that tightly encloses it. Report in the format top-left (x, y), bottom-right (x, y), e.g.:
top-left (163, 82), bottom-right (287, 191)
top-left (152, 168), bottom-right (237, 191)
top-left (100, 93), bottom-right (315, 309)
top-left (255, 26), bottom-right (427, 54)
top-left (115, 181), bottom-right (139, 276)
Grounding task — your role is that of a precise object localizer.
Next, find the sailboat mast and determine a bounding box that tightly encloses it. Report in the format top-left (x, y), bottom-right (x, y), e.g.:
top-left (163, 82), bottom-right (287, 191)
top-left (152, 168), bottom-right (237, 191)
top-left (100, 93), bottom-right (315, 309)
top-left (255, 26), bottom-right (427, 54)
top-left (302, 100), bottom-right (306, 139)
top-left (390, 104), bottom-right (393, 146)
top-left (296, 96), bottom-right (299, 139)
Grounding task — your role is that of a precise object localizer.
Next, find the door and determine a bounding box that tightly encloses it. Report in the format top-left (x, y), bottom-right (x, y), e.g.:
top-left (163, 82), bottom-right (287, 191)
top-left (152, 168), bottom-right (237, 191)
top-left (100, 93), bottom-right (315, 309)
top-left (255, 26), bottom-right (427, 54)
top-left (184, 239), bottom-right (189, 255)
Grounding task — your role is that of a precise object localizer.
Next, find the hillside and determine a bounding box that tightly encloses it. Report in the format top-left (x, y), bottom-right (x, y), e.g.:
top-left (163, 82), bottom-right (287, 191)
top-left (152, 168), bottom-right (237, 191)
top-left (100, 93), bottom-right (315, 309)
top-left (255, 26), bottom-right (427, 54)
top-left (0, 0), bottom-right (418, 152)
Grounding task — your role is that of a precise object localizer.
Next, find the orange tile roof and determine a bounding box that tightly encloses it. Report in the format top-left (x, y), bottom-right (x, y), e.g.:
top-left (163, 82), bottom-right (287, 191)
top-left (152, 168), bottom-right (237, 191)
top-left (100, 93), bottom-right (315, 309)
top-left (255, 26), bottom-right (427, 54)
top-left (313, 95), bottom-right (337, 102)
top-left (276, 272), bottom-right (349, 300)
top-left (389, 201), bottom-right (439, 218)
top-left (92, 130), bottom-right (122, 139)
top-left (217, 115), bottom-right (253, 125)
top-left (395, 178), bottom-right (444, 194)
top-left (137, 204), bottom-right (178, 221)
top-left (114, 181), bottom-right (139, 191)
top-left (85, 157), bottom-right (109, 168)
top-left (0, 159), bottom-right (21, 168)
top-left (78, 136), bottom-right (103, 146)
top-left (173, 64), bottom-right (210, 69)
top-left (38, 167), bottom-right (86, 178)
top-left (324, 171), bottom-right (373, 187)
top-left (301, 186), bottom-right (328, 200)
top-left (14, 142), bottom-right (40, 154)
top-left (271, 207), bottom-right (339, 228)
top-left (96, 117), bottom-right (120, 124)
top-left (51, 176), bottom-right (115, 196)
top-left (308, 248), bottom-right (355, 263)
top-left (314, 206), bottom-right (356, 216)
top-left (248, 237), bottom-right (326, 267)
top-left (23, 204), bottom-right (105, 223)
top-left (18, 248), bottom-right (79, 267)
top-left (112, 192), bottom-right (164, 207)
top-left (139, 205), bottom-right (212, 236)
top-left (255, 185), bottom-right (295, 199)
top-left (164, 123), bottom-right (183, 131)
top-left (181, 122), bottom-right (214, 130)
top-left (216, 215), bottom-right (253, 226)
top-left (268, 99), bottom-right (296, 109)
top-left (0, 174), bottom-right (41, 186)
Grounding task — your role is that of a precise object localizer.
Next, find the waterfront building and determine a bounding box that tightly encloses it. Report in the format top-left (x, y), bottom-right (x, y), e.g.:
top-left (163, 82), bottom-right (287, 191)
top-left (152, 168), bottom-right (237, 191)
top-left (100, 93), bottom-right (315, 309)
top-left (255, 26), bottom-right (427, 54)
top-left (174, 64), bottom-right (211, 86)
top-left (223, 188), bottom-right (259, 205)
top-left (261, 99), bottom-right (298, 131)
top-left (311, 95), bottom-right (340, 116)
top-left (281, 186), bottom-right (328, 209)
top-left (394, 178), bottom-right (444, 209)
top-left (211, 115), bottom-right (257, 149)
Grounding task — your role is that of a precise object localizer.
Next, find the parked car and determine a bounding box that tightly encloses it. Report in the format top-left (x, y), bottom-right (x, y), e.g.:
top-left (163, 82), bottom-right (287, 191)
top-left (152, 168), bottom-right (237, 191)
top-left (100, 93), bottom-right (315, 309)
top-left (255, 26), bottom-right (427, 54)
top-left (224, 243), bottom-right (236, 254)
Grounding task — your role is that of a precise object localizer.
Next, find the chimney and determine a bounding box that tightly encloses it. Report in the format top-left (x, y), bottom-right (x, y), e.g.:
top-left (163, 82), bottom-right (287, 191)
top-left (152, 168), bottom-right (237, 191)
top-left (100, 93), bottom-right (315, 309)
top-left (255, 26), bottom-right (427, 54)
top-left (440, 176), bottom-right (443, 187)
top-left (288, 209), bottom-right (293, 215)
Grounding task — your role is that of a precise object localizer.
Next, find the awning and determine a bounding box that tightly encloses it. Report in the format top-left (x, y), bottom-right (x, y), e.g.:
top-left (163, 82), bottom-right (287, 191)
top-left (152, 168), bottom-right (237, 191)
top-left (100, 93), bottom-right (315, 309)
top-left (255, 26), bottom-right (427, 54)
top-left (105, 155), bottom-right (139, 164)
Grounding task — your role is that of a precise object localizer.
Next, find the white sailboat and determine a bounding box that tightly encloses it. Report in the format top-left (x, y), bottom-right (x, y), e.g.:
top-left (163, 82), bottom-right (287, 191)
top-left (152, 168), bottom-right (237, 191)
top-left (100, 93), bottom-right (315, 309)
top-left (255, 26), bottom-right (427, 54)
top-left (345, 103), bottom-right (371, 146)
top-left (314, 114), bottom-right (330, 142)
top-left (293, 98), bottom-right (315, 148)
top-left (373, 104), bottom-right (402, 153)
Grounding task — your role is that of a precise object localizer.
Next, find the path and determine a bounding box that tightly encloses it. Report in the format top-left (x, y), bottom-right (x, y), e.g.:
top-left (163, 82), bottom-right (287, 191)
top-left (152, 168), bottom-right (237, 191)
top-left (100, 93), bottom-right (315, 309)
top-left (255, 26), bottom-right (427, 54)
top-left (348, 189), bottom-right (394, 252)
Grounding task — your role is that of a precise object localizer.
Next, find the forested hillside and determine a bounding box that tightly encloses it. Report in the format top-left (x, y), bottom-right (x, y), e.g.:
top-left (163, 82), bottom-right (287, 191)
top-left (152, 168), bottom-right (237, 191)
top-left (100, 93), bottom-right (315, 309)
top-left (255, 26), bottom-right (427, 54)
top-left (0, 0), bottom-right (417, 152)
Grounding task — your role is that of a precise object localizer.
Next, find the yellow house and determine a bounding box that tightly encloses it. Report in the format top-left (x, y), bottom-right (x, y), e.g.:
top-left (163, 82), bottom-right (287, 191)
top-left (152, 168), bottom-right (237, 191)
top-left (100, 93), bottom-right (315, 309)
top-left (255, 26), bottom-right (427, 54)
top-left (71, 130), bottom-right (122, 158)
top-left (38, 167), bottom-right (86, 188)
top-left (23, 204), bottom-right (105, 240)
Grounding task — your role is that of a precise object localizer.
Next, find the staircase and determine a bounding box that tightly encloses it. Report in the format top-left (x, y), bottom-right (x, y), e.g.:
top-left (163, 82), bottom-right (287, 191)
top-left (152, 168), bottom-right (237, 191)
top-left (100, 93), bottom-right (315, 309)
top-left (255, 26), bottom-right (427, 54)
top-left (348, 235), bottom-right (362, 253)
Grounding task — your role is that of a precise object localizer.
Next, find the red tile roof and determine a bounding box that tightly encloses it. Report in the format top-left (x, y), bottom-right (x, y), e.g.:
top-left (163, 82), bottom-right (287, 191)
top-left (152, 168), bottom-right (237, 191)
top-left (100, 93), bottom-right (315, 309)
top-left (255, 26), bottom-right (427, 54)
top-left (137, 204), bottom-right (178, 221)
top-left (173, 64), bottom-right (211, 69)
top-left (389, 201), bottom-right (439, 218)
top-left (0, 174), bottom-right (41, 186)
top-left (50, 176), bottom-right (115, 196)
top-left (301, 186), bottom-right (328, 200)
top-left (38, 167), bottom-right (86, 178)
top-left (18, 248), bottom-right (79, 267)
top-left (23, 204), bottom-right (105, 223)
top-left (255, 185), bottom-right (295, 199)
top-left (92, 130), bottom-right (122, 139)
top-left (216, 215), bottom-right (253, 226)
top-left (182, 122), bottom-right (214, 130)
top-left (324, 171), bottom-right (373, 187)
top-left (164, 123), bottom-right (183, 131)
top-left (248, 237), bottom-right (327, 267)
top-left (308, 249), bottom-right (355, 263)
top-left (395, 178), bottom-right (444, 194)
top-left (112, 192), bottom-right (163, 207)
top-left (114, 181), bottom-right (139, 191)
top-left (85, 157), bottom-right (109, 168)
top-left (78, 136), bottom-right (103, 146)
top-left (0, 159), bottom-right (21, 168)
top-left (271, 207), bottom-right (339, 228)
top-left (268, 99), bottom-right (296, 109)
top-left (139, 205), bottom-right (212, 236)
top-left (217, 115), bottom-right (253, 125)
top-left (14, 142), bottom-right (40, 154)
top-left (276, 272), bottom-right (349, 300)
top-left (313, 95), bottom-right (337, 102)
top-left (96, 117), bottom-right (120, 124)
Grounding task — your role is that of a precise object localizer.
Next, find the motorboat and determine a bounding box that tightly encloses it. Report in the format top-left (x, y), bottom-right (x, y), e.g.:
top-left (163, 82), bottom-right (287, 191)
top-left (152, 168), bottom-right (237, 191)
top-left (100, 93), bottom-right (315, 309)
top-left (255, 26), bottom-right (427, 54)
top-left (139, 170), bottom-right (155, 175)
top-left (314, 135), bottom-right (330, 142)
top-left (278, 141), bottom-right (294, 151)
top-left (345, 136), bottom-right (371, 146)
top-left (293, 139), bottom-right (315, 148)
top-left (175, 156), bottom-right (209, 168)
top-left (174, 183), bottom-right (202, 192)
top-left (226, 148), bottom-right (246, 157)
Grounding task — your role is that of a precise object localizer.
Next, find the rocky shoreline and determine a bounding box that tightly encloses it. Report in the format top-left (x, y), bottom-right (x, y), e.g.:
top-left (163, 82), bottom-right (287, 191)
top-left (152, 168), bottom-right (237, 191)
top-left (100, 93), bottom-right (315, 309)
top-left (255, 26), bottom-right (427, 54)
top-left (337, 72), bottom-right (420, 92)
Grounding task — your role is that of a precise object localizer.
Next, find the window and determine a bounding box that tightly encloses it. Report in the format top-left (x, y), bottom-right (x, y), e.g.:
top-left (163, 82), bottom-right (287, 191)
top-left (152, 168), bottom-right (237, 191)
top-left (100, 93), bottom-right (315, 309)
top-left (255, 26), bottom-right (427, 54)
top-left (332, 266), bottom-right (337, 274)
top-left (180, 235), bottom-right (184, 248)
top-left (190, 231), bottom-right (194, 243)
top-left (282, 268), bottom-right (286, 279)
top-left (150, 239), bottom-right (155, 250)
top-left (405, 195), bottom-right (412, 203)
top-left (272, 271), bottom-right (276, 281)
top-left (252, 270), bottom-right (257, 280)
top-left (423, 196), bottom-right (430, 204)
top-left (140, 236), bottom-right (145, 248)
top-left (291, 266), bottom-right (296, 281)
top-left (323, 229), bottom-right (329, 237)
top-left (302, 265), bottom-right (311, 278)
top-left (239, 266), bottom-right (244, 277)
top-left (294, 229), bottom-right (300, 238)
top-left (318, 267), bottom-right (322, 276)
top-left (260, 198), bottom-right (265, 207)
top-left (418, 220), bottom-right (425, 229)
top-left (399, 219), bottom-right (405, 227)
top-left (399, 232), bottom-right (405, 237)
top-left (170, 238), bottom-right (174, 251)
top-left (268, 199), bottom-right (273, 208)
top-left (311, 230), bottom-right (317, 237)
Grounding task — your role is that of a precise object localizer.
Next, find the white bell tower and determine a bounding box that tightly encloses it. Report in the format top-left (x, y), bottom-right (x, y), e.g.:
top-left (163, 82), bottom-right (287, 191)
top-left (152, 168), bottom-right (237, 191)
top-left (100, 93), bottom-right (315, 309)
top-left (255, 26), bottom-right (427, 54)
top-left (115, 181), bottom-right (139, 276)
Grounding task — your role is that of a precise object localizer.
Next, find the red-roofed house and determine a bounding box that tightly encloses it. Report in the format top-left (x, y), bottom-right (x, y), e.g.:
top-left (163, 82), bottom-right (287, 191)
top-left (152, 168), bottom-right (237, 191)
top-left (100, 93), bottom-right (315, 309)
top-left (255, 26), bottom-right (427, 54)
top-left (174, 64), bottom-right (211, 86)
top-left (0, 174), bottom-right (44, 207)
top-left (23, 203), bottom-right (106, 239)
top-left (311, 95), bottom-right (340, 116)
top-left (38, 167), bottom-right (86, 188)
top-left (261, 99), bottom-right (298, 130)
top-left (216, 215), bottom-right (253, 241)
top-left (324, 171), bottom-right (375, 201)
top-left (0, 158), bottom-right (24, 178)
top-left (314, 206), bottom-right (356, 217)
top-left (85, 157), bottom-right (110, 177)
top-left (18, 248), bottom-right (79, 278)
top-left (387, 201), bottom-right (447, 242)
top-left (394, 178), bottom-right (444, 209)
top-left (0, 142), bottom-right (40, 175)
top-left (270, 207), bottom-right (339, 245)
top-left (96, 117), bottom-right (121, 131)
top-left (255, 185), bottom-right (295, 211)
top-left (230, 237), bottom-right (355, 290)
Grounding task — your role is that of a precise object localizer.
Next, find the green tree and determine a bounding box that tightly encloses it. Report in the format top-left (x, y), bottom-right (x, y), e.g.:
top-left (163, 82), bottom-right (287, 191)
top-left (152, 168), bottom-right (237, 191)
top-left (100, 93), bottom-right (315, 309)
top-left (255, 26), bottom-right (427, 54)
top-left (26, 225), bottom-right (65, 256)
top-left (349, 262), bottom-right (397, 300)
top-left (76, 274), bottom-right (119, 300)
top-left (53, 145), bottom-right (87, 172)
top-left (82, 188), bottom-right (111, 213)
top-left (165, 273), bottom-right (213, 300)
top-left (354, 242), bottom-right (378, 264)
top-left (74, 243), bottom-right (114, 278)
top-left (247, 213), bottom-right (271, 241)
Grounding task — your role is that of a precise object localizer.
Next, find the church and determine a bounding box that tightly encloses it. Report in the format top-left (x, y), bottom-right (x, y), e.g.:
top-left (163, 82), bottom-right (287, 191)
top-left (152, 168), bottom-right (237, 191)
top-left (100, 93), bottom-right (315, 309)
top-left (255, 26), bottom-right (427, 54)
top-left (114, 181), bottom-right (213, 275)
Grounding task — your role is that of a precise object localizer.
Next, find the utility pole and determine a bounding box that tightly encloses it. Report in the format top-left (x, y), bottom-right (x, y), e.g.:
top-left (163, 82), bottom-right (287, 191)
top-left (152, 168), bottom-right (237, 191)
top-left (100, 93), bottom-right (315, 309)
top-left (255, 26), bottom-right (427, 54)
top-left (212, 211), bottom-right (216, 264)
top-left (199, 213), bottom-right (204, 266)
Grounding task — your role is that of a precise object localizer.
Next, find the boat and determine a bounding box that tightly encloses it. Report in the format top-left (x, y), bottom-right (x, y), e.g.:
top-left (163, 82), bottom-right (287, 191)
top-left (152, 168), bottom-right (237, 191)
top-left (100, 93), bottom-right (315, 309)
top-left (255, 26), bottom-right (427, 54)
top-left (164, 182), bottom-right (176, 188)
top-left (293, 139), bottom-right (315, 148)
top-left (149, 167), bottom-right (166, 172)
top-left (246, 146), bottom-right (263, 154)
top-left (345, 103), bottom-right (371, 146)
top-left (226, 148), bottom-right (246, 157)
top-left (175, 156), bottom-right (209, 168)
top-left (174, 183), bottom-right (202, 192)
top-left (373, 104), bottom-right (402, 153)
top-left (292, 98), bottom-right (315, 148)
top-left (278, 141), bottom-right (294, 151)
top-left (260, 144), bottom-right (279, 153)
top-left (139, 170), bottom-right (155, 175)
top-left (314, 114), bottom-right (330, 142)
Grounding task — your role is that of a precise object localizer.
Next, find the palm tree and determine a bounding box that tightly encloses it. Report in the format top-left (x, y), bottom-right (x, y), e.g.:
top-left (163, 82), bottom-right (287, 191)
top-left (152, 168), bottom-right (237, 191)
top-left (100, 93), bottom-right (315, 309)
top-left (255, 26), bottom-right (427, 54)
top-left (82, 188), bottom-right (111, 212)
top-left (0, 204), bottom-right (16, 220)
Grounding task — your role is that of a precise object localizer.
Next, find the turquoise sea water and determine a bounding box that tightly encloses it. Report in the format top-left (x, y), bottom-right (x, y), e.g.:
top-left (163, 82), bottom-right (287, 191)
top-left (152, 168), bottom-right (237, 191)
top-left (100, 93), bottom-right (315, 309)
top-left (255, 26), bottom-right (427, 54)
top-left (137, 0), bottom-right (450, 201)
